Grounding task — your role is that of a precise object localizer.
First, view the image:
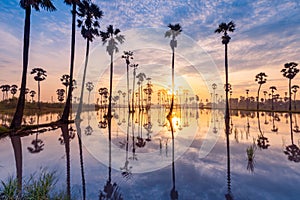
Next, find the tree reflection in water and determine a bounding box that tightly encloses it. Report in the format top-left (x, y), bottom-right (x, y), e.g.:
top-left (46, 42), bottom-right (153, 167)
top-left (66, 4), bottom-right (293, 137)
top-left (284, 113), bottom-right (300, 162)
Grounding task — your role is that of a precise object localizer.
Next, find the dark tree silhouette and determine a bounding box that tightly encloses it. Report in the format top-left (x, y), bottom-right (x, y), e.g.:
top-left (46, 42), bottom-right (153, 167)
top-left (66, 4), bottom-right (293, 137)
top-left (61, 74), bottom-right (70, 99)
top-left (292, 85), bottom-right (299, 110)
top-left (269, 86), bottom-right (277, 110)
top-left (76, 0), bottom-right (103, 120)
top-left (29, 90), bottom-right (36, 102)
top-left (122, 51), bottom-right (134, 112)
top-left (10, 84), bottom-right (18, 98)
top-left (31, 67), bottom-right (47, 110)
top-left (165, 23), bottom-right (182, 119)
top-left (11, 0), bottom-right (56, 129)
top-left (57, 88), bottom-right (65, 102)
top-left (130, 63), bottom-right (138, 113)
top-left (215, 21), bottom-right (235, 136)
top-left (0, 84), bottom-right (11, 100)
top-left (255, 72), bottom-right (267, 110)
top-left (61, 0), bottom-right (80, 122)
top-left (100, 25), bottom-right (125, 118)
top-left (136, 72), bottom-right (146, 110)
top-left (281, 62), bottom-right (299, 111)
top-left (86, 81), bottom-right (94, 106)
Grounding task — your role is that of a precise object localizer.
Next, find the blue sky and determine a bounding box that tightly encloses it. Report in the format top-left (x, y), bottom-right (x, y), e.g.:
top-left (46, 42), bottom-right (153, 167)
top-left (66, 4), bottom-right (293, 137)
top-left (1, 0), bottom-right (300, 101)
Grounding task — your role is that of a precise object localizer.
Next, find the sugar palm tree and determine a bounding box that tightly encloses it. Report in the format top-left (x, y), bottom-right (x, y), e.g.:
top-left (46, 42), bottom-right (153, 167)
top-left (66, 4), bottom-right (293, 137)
top-left (122, 51), bottom-right (133, 112)
top-left (165, 23), bottom-right (182, 119)
top-left (255, 72), bottom-right (267, 110)
top-left (61, 0), bottom-right (80, 122)
top-left (61, 74), bottom-right (70, 99)
top-left (100, 25), bottom-right (125, 118)
top-left (281, 62), bottom-right (299, 111)
top-left (130, 63), bottom-right (138, 113)
top-left (31, 67), bottom-right (47, 109)
top-left (136, 72), bottom-right (146, 110)
top-left (269, 86), bottom-right (277, 111)
top-left (57, 89), bottom-right (65, 102)
top-left (215, 21), bottom-right (235, 134)
top-left (76, 0), bottom-right (103, 120)
top-left (0, 84), bottom-right (11, 100)
top-left (10, 85), bottom-right (18, 98)
top-left (29, 90), bottom-right (36, 102)
top-left (292, 85), bottom-right (299, 110)
top-left (86, 81), bottom-right (94, 106)
top-left (11, 0), bottom-right (56, 129)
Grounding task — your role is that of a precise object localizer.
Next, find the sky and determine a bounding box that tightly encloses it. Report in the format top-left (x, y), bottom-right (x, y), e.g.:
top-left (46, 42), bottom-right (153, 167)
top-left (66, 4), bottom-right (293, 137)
top-left (1, 0), bottom-right (300, 102)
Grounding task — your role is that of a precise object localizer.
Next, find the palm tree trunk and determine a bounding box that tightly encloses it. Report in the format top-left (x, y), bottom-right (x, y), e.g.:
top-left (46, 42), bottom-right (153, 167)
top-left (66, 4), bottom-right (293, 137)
top-left (294, 93), bottom-right (297, 110)
top-left (132, 68), bottom-right (136, 113)
top-left (76, 39), bottom-right (90, 120)
top-left (11, 136), bottom-right (22, 197)
top-left (61, 124), bottom-right (71, 199)
top-left (61, 2), bottom-right (76, 122)
top-left (168, 49), bottom-right (175, 118)
top-left (225, 43), bottom-right (230, 135)
top-left (38, 81), bottom-right (41, 110)
top-left (257, 84), bottom-right (262, 110)
top-left (10, 6), bottom-right (31, 129)
top-left (127, 64), bottom-right (131, 112)
top-left (290, 113), bottom-right (294, 144)
top-left (289, 79), bottom-right (292, 111)
top-left (108, 54), bottom-right (113, 118)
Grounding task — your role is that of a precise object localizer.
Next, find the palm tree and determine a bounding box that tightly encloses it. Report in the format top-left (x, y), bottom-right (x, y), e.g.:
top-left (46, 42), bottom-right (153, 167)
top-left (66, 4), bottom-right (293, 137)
top-left (61, 74), bottom-right (70, 99)
top-left (100, 25), bottom-right (125, 118)
top-left (281, 62), bottom-right (299, 111)
top-left (117, 90), bottom-right (123, 107)
top-left (57, 89), bottom-right (65, 102)
top-left (136, 72), bottom-right (146, 110)
top-left (11, 0), bottom-right (56, 129)
top-left (269, 86), bottom-right (277, 111)
top-left (245, 89), bottom-right (249, 109)
top-left (215, 21), bottom-right (235, 134)
top-left (10, 85), bottom-right (18, 98)
top-left (255, 72), bottom-right (267, 110)
top-left (130, 63), bottom-right (138, 113)
top-left (61, 0), bottom-right (80, 122)
top-left (29, 90), bottom-right (36, 102)
top-left (86, 81), bottom-right (94, 106)
top-left (122, 51), bottom-right (133, 112)
top-left (75, 0), bottom-right (102, 120)
top-left (19, 87), bottom-right (30, 101)
top-left (292, 85), bottom-right (299, 110)
top-left (0, 84), bottom-right (11, 100)
top-left (165, 23), bottom-right (182, 119)
top-left (31, 67), bottom-right (47, 109)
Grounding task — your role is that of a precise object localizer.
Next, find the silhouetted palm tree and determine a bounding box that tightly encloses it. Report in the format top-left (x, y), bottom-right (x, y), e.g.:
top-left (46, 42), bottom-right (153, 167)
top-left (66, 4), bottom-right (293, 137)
top-left (27, 133), bottom-right (44, 153)
top-left (100, 25), bottom-right (125, 118)
top-left (31, 67), bottom-right (47, 109)
top-left (292, 85), bottom-right (299, 110)
top-left (215, 21), bottom-right (235, 134)
top-left (269, 86), bottom-right (277, 110)
top-left (0, 84), bottom-right (10, 100)
top-left (57, 89), bottom-right (65, 102)
top-left (130, 63), bottom-right (138, 113)
top-left (11, 0), bottom-right (56, 129)
top-left (61, 0), bottom-right (80, 122)
top-left (136, 72), bottom-right (146, 110)
top-left (281, 62), bottom-right (299, 111)
top-left (29, 90), bottom-right (36, 102)
top-left (61, 74), bottom-right (70, 99)
top-left (76, 0), bottom-right (103, 120)
top-left (255, 72), bottom-right (267, 110)
top-left (165, 23), bottom-right (182, 119)
top-left (122, 51), bottom-right (133, 112)
top-left (86, 81), bottom-right (94, 106)
top-left (10, 84), bottom-right (18, 98)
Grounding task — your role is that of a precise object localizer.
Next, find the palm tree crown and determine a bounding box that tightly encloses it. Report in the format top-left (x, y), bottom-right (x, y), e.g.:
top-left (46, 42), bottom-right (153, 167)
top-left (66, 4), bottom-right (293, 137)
top-left (281, 62), bottom-right (299, 79)
top-left (100, 25), bottom-right (125, 56)
top-left (77, 0), bottom-right (103, 42)
top-left (215, 21), bottom-right (235, 44)
top-left (31, 68), bottom-right (47, 81)
top-left (20, 0), bottom-right (56, 11)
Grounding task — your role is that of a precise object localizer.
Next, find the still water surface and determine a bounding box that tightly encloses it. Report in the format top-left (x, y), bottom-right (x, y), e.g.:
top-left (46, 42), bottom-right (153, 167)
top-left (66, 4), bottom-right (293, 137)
top-left (0, 108), bottom-right (300, 199)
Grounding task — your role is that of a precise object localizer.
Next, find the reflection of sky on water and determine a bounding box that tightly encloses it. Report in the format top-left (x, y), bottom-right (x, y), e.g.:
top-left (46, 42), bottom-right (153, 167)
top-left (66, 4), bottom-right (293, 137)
top-left (1, 110), bottom-right (300, 199)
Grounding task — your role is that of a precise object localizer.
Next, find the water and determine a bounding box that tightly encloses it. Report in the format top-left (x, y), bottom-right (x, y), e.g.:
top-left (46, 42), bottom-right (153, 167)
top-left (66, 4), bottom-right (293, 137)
top-left (1, 108), bottom-right (300, 200)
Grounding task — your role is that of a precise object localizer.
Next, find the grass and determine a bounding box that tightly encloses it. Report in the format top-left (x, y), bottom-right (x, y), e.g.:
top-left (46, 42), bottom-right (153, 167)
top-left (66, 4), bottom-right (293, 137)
top-left (0, 169), bottom-right (69, 200)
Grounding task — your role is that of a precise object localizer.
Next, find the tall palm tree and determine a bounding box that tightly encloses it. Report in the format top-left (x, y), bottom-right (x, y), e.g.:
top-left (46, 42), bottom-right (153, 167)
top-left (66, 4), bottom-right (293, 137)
top-left (86, 81), bottom-right (94, 106)
top-left (136, 72), bottom-right (146, 110)
top-left (10, 84), bottom-right (18, 98)
top-left (57, 89), bottom-right (65, 102)
top-left (100, 25), bottom-right (125, 118)
top-left (165, 23), bottom-right (182, 119)
top-left (255, 72), bottom-right (267, 110)
top-left (269, 86), bottom-right (277, 110)
top-left (281, 62), bottom-right (299, 111)
top-left (61, 74), bottom-right (70, 99)
top-left (130, 63), bottom-right (138, 113)
top-left (11, 0), bottom-right (56, 129)
top-left (215, 21), bottom-right (235, 134)
top-left (76, 0), bottom-right (103, 120)
top-left (245, 89), bottom-right (249, 109)
top-left (292, 85), bottom-right (299, 110)
top-left (31, 67), bottom-right (47, 109)
top-left (122, 51), bottom-right (133, 112)
top-left (61, 0), bottom-right (80, 122)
